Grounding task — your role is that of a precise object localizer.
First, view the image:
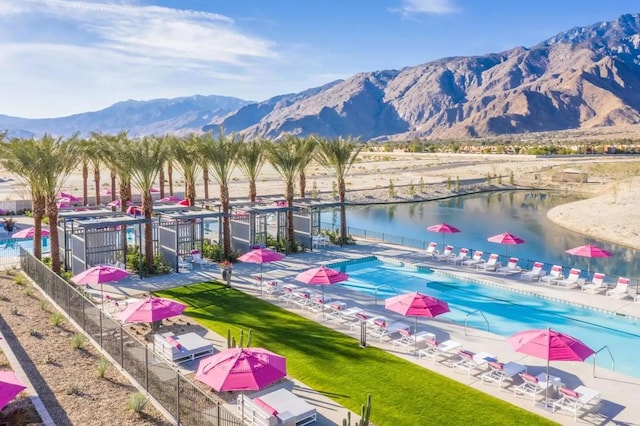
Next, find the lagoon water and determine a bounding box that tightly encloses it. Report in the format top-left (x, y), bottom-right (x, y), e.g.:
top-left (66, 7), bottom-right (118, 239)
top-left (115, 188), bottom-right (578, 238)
top-left (321, 191), bottom-right (640, 280)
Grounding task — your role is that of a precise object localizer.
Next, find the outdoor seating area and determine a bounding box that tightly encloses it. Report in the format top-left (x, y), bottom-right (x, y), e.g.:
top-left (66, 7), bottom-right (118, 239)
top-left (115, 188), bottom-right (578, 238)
top-left (237, 388), bottom-right (317, 426)
top-left (552, 385), bottom-right (601, 421)
top-left (154, 331), bottom-right (214, 363)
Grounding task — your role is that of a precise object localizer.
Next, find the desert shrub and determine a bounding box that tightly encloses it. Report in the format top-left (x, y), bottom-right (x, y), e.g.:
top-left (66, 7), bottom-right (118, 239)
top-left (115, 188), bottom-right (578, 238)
top-left (129, 392), bottom-right (149, 415)
top-left (66, 385), bottom-right (82, 396)
top-left (70, 333), bottom-right (86, 350)
top-left (49, 312), bottom-right (64, 327)
top-left (96, 357), bottom-right (109, 379)
top-left (39, 300), bottom-right (48, 310)
top-left (29, 329), bottom-right (41, 338)
top-left (13, 274), bottom-right (25, 286)
top-left (22, 286), bottom-right (34, 297)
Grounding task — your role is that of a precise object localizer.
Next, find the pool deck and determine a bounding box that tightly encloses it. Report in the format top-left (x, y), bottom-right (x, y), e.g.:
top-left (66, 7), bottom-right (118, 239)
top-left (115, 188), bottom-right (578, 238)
top-left (105, 240), bottom-right (640, 426)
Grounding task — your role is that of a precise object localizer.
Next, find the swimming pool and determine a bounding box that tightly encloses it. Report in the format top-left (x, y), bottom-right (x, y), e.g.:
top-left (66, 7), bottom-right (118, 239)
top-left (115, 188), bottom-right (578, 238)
top-left (332, 258), bottom-right (640, 378)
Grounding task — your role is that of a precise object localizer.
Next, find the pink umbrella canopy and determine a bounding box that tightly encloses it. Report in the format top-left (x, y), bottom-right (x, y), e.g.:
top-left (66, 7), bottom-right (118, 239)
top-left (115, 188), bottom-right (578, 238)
top-left (12, 227), bottom-right (50, 239)
top-left (296, 265), bottom-right (349, 320)
top-left (196, 347), bottom-right (287, 392)
top-left (0, 370), bottom-right (27, 410)
top-left (115, 296), bottom-right (186, 323)
top-left (385, 292), bottom-right (450, 352)
top-left (238, 248), bottom-right (285, 294)
top-left (176, 199), bottom-right (190, 206)
top-left (487, 232), bottom-right (525, 257)
top-left (427, 222), bottom-right (461, 250)
top-left (157, 196), bottom-right (182, 203)
top-left (57, 192), bottom-right (82, 202)
top-left (507, 328), bottom-right (594, 406)
top-left (566, 244), bottom-right (613, 274)
top-left (71, 265), bottom-right (130, 285)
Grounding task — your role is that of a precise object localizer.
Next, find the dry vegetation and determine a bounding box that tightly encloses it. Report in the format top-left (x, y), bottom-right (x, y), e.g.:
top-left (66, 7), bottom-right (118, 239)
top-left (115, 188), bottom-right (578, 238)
top-left (0, 272), bottom-right (171, 426)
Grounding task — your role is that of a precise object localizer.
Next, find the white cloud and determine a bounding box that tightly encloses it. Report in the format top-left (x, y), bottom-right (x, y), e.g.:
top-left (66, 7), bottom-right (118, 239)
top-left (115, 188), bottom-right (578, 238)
top-left (0, 0), bottom-right (286, 117)
top-left (397, 0), bottom-right (458, 15)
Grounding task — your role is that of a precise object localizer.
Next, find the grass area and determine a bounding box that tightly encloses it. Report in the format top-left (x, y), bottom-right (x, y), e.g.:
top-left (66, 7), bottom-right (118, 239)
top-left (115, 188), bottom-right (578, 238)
top-left (157, 282), bottom-right (556, 425)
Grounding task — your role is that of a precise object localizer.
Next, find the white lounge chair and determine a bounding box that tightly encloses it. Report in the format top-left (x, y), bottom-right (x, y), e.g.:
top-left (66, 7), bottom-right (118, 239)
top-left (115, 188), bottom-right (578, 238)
top-left (477, 253), bottom-right (500, 272)
top-left (539, 265), bottom-right (563, 285)
top-left (190, 250), bottom-right (212, 267)
top-left (392, 329), bottom-right (435, 352)
top-left (481, 361), bottom-right (527, 391)
top-left (555, 268), bottom-right (583, 287)
top-left (452, 350), bottom-right (496, 377)
top-left (425, 242), bottom-right (438, 258)
top-left (552, 385), bottom-right (601, 421)
top-left (434, 245), bottom-right (454, 261)
top-left (367, 317), bottom-right (411, 342)
top-left (177, 255), bottom-right (191, 272)
top-left (448, 248), bottom-right (469, 265)
top-left (521, 262), bottom-right (545, 281)
top-left (580, 272), bottom-right (607, 294)
top-left (606, 277), bottom-right (630, 298)
top-left (417, 338), bottom-right (462, 362)
top-left (238, 388), bottom-right (316, 426)
top-left (497, 257), bottom-right (522, 275)
top-left (462, 250), bottom-right (484, 267)
top-left (513, 372), bottom-right (550, 403)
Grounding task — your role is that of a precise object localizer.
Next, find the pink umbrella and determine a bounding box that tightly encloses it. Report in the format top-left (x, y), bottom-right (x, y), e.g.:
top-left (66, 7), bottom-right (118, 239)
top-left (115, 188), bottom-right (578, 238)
top-left (150, 187), bottom-right (160, 193)
top-left (0, 370), bottom-right (27, 410)
top-left (176, 199), bottom-right (190, 206)
top-left (487, 232), bottom-right (525, 258)
top-left (238, 248), bottom-right (285, 295)
top-left (385, 292), bottom-right (449, 352)
top-left (566, 244), bottom-right (613, 274)
top-left (12, 227), bottom-right (50, 239)
top-left (507, 328), bottom-right (594, 406)
top-left (196, 347), bottom-right (287, 392)
top-left (296, 265), bottom-right (349, 320)
top-left (57, 192), bottom-right (82, 202)
top-left (157, 196), bottom-right (181, 203)
top-left (127, 206), bottom-right (143, 216)
top-left (71, 265), bottom-right (130, 305)
top-left (115, 296), bottom-right (186, 323)
top-left (107, 199), bottom-right (128, 207)
top-left (427, 222), bottom-right (461, 251)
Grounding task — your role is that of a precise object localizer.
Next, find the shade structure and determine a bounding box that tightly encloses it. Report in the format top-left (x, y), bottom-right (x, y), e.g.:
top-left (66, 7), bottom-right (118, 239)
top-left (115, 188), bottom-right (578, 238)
top-left (487, 232), bottom-right (525, 258)
top-left (238, 248), bottom-right (285, 295)
top-left (115, 296), bottom-right (186, 323)
top-left (196, 347), bottom-right (287, 392)
top-left (385, 292), bottom-right (450, 353)
top-left (427, 223), bottom-right (461, 250)
top-left (71, 265), bottom-right (130, 306)
top-left (11, 227), bottom-right (50, 239)
top-left (296, 265), bottom-right (349, 320)
top-left (565, 244), bottom-right (613, 274)
top-left (0, 370), bottom-right (27, 410)
top-left (507, 328), bottom-right (594, 406)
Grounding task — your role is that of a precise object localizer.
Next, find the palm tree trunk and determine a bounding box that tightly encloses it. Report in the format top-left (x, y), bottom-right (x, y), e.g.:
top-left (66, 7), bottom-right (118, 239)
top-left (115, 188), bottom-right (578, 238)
top-left (158, 168), bottom-right (165, 198)
top-left (119, 183), bottom-right (128, 214)
top-left (188, 181), bottom-right (196, 206)
top-left (221, 183), bottom-right (231, 257)
top-left (203, 168), bottom-right (210, 200)
top-left (339, 179), bottom-right (347, 246)
top-left (46, 198), bottom-right (62, 274)
top-left (286, 182), bottom-right (295, 250)
top-left (32, 195), bottom-right (46, 260)
top-left (82, 162), bottom-right (88, 206)
top-left (94, 167), bottom-right (101, 205)
top-left (249, 180), bottom-right (257, 202)
top-left (299, 172), bottom-right (306, 198)
top-left (110, 171), bottom-right (116, 201)
top-left (167, 164), bottom-right (174, 196)
top-left (142, 192), bottom-right (154, 270)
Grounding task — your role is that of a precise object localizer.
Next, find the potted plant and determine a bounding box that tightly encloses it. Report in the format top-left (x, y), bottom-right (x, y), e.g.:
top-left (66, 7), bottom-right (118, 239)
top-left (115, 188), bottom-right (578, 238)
top-left (3, 217), bottom-right (16, 232)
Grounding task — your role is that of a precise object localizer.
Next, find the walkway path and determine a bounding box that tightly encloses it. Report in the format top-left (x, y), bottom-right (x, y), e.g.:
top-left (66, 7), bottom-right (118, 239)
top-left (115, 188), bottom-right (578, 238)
top-left (105, 241), bottom-right (640, 426)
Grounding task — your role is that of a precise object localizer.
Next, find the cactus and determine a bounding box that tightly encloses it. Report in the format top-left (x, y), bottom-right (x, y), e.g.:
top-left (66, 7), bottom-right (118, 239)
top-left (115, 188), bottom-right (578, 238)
top-left (246, 329), bottom-right (253, 348)
top-left (227, 329), bottom-right (232, 349)
top-left (343, 411), bottom-right (351, 426)
top-left (239, 330), bottom-right (244, 348)
top-left (342, 394), bottom-right (371, 426)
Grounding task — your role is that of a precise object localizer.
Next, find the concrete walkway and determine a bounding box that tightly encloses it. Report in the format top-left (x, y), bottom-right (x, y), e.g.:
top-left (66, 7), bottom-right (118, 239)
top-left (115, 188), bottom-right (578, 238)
top-left (105, 241), bottom-right (640, 426)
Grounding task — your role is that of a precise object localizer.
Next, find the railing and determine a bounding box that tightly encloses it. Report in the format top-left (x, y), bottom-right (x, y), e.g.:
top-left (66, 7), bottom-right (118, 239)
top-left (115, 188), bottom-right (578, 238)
top-left (464, 310), bottom-right (490, 336)
top-left (19, 247), bottom-right (242, 426)
top-left (373, 284), bottom-right (399, 306)
top-left (592, 345), bottom-right (615, 378)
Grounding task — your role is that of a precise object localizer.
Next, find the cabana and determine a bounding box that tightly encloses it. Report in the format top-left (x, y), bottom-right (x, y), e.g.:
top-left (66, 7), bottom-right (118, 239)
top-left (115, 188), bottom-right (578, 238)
top-left (229, 202), bottom-right (296, 254)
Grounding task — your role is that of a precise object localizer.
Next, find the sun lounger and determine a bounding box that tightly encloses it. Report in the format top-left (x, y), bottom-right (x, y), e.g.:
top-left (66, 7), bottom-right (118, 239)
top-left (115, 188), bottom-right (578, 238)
top-left (326, 300), bottom-right (347, 320)
top-left (606, 277), bottom-right (630, 298)
top-left (425, 242), bottom-right (438, 258)
top-left (238, 388), bottom-right (317, 426)
top-left (462, 250), bottom-right (484, 267)
top-left (277, 284), bottom-right (300, 304)
top-left (554, 268), bottom-right (583, 287)
top-left (521, 262), bottom-right (545, 281)
top-left (190, 250), bottom-right (213, 267)
top-left (434, 245), bottom-right (454, 261)
top-left (307, 294), bottom-right (331, 315)
top-left (452, 350), bottom-right (497, 377)
top-left (417, 338), bottom-right (462, 362)
top-left (177, 255), bottom-right (191, 272)
top-left (391, 329), bottom-right (435, 352)
top-left (448, 248), bottom-right (469, 265)
top-left (552, 385), bottom-right (601, 421)
top-left (513, 372), bottom-right (551, 403)
top-left (154, 332), bottom-right (214, 363)
top-left (481, 361), bottom-right (526, 391)
top-left (477, 253), bottom-right (500, 272)
top-left (496, 257), bottom-right (522, 275)
top-left (580, 273), bottom-right (606, 294)
top-left (263, 279), bottom-right (283, 295)
top-left (539, 265), bottom-right (563, 285)
top-left (367, 317), bottom-right (410, 342)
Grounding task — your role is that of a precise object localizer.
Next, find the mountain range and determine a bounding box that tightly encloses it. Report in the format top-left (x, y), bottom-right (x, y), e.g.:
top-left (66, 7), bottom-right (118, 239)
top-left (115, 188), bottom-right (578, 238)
top-left (2, 13), bottom-right (640, 141)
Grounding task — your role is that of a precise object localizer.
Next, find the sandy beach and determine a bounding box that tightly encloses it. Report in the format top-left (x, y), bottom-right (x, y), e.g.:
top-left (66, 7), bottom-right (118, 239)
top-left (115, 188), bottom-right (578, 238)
top-left (2, 152), bottom-right (640, 249)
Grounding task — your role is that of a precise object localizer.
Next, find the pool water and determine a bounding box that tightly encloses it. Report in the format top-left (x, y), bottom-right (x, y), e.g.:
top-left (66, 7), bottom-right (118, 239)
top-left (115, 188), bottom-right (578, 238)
top-left (335, 259), bottom-right (639, 378)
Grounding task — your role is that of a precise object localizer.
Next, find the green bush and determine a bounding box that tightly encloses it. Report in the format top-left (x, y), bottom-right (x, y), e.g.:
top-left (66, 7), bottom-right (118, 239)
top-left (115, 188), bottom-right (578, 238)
top-left (129, 392), bottom-right (149, 415)
top-left (70, 333), bottom-right (86, 350)
top-left (49, 312), bottom-right (64, 327)
top-left (96, 357), bottom-right (109, 379)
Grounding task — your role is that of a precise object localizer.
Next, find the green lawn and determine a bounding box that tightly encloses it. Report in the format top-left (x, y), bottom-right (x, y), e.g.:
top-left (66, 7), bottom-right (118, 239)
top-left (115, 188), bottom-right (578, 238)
top-left (156, 282), bottom-right (556, 425)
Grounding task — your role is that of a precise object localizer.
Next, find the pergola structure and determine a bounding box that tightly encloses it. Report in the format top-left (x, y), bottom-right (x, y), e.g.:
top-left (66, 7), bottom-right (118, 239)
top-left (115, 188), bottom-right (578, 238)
top-left (227, 203), bottom-right (297, 254)
top-left (294, 200), bottom-right (347, 250)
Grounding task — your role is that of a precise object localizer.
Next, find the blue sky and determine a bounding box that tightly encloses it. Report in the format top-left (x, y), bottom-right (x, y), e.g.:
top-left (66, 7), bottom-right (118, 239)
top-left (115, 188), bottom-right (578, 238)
top-left (0, 0), bottom-right (636, 118)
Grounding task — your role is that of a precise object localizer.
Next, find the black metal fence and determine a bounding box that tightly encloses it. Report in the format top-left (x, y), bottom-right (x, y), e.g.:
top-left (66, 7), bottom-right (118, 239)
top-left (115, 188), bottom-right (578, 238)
top-left (19, 248), bottom-right (242, 426)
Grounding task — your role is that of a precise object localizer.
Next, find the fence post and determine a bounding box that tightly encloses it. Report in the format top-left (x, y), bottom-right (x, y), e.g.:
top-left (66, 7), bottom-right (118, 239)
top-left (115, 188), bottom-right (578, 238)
top-left (120, 327), bottom-right (124, 367)
top-left (145, 348), bottom-right (149, 390)
top-left (99, 311), bottom-right (103, 348)
top-left (176, 373), bottom-right (180, 424)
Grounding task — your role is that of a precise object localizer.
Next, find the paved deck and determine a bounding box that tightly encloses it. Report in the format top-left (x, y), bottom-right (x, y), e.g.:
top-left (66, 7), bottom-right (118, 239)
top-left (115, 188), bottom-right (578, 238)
top-left (104, 241), bottom-right (640, 426)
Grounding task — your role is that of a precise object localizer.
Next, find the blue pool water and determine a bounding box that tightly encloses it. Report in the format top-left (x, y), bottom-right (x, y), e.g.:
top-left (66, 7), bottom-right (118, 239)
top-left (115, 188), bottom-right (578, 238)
top-left (334, 258), bottom-right (639, 378)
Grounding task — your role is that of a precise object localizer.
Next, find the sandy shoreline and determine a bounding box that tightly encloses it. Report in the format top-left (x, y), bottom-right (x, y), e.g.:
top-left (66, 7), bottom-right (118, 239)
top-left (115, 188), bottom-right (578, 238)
top-left (2, 152), bottom-right (640, 250)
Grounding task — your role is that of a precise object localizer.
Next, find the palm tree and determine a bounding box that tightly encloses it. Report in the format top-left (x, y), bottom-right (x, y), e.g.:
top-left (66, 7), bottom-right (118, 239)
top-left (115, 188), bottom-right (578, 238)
top-left (32, 134), bottom-right (80, 273)
top-left (236, 138), bottom-right (267, 202)
top-left (0, 138), bottom-right (47, 259)
top-left (199, 129), bottom-right (241, 258)
top-left (267, 135), bottom-right (307, 249)
top-left (117, 136), bottom-right (168, 268)
top-left (171, 135), bottom-right (201, 206)
top-left (295, 136), bottom-right (317, 198)
top-left (314, 136), bottom-right (362, 245)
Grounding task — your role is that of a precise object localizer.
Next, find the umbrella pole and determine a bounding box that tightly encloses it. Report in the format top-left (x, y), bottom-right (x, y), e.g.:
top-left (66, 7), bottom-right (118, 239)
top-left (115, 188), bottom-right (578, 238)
top-left (545, 359), bottom-right (550, 408)
top-left (321, 286), bottom-right (325, 321)
top-left (260, 263), bottom-right (263, 296)
top-left (414, 317), bottom-right (418, 355)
